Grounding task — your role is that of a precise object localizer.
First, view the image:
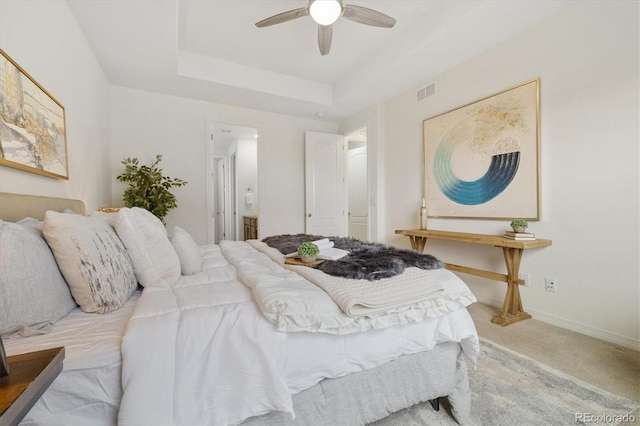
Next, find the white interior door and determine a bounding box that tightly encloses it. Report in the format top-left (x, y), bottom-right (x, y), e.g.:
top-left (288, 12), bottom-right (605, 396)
top-left (215, 157), bottom-right (226, 243)
top-left (305, 131), bottom-right (345, 236)
top-left (348, 146), bottom-right (368, 241)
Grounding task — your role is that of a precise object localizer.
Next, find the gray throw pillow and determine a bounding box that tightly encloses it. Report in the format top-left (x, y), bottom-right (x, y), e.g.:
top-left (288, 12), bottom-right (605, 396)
top-left (0, 220), bottom-right (77, 335)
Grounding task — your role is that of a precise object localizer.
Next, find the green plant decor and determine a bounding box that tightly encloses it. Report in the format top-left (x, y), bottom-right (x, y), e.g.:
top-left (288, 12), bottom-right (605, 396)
top-left (297, 242), bottom-right (320, 257)
top-left (116, 154), bottom-right (187, 223)
top-left (510, 219), bottom-right (529, 228)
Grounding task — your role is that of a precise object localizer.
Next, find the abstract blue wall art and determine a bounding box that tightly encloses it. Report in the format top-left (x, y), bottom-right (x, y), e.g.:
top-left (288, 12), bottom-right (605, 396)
top-left (423, 79), bottom-right (539, 219)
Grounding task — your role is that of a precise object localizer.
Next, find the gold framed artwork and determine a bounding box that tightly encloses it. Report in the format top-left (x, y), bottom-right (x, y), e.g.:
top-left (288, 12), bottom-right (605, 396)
top-left (0, 49), bottom-right (68, 179)
top-left (423, 79), bottom-right (540, 220)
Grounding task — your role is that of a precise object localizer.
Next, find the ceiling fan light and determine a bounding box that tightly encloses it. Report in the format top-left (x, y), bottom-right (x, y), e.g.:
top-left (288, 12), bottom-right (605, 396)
top-left (309, 0), bottom-right (342, 26)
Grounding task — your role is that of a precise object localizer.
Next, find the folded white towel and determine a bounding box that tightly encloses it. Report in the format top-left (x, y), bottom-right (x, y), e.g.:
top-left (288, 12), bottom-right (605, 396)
top-left (311, 238), bottom-right (334, 251)
top-left (285, 238), bottom-right (336, 258)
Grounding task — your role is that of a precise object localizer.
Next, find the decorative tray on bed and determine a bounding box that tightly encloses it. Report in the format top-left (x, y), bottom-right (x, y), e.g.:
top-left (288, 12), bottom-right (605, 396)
top-left (285, 258), bottom-right (324, 268)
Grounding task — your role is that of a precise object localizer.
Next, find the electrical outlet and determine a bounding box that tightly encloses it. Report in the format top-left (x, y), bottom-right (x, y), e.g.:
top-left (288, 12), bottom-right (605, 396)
top-left (545, 278), bottom-right (557, 293)
top-left (519, 273), bottom-right (530, 288)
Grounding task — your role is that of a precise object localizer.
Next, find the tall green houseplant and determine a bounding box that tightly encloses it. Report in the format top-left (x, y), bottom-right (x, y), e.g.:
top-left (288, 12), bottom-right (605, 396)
top-left (116, 154), bottom-right (187, 223)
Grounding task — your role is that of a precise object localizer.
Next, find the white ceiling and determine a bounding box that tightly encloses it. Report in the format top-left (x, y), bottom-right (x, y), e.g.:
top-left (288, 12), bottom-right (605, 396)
top-left (67, 0), bottom-right (575, 121)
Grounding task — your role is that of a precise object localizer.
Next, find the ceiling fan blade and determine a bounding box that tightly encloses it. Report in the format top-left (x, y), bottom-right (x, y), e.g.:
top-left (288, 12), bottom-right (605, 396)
top-left (318, 25), bottom-right (332, 56)
top-left (255, 7), bottom-right (309, 28)
top-left (342, 4), bottom-right (396, 28)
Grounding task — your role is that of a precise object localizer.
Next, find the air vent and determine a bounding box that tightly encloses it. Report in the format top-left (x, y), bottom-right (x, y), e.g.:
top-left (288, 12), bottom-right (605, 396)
top-left (417, 83), bottom-right (435, 102)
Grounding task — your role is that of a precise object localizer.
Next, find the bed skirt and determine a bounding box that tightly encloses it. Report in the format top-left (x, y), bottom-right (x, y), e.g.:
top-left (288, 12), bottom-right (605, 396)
top-left (242, 341), bottom-right (470, 426)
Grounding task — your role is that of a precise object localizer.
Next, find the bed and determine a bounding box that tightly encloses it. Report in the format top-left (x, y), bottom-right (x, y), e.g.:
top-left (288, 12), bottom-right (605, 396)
top-left (0, 192), bottom-right (479, 425)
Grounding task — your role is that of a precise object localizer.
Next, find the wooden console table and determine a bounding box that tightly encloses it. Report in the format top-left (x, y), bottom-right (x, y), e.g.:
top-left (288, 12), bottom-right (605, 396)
top-left (395, 229), bottom-right (552, 326)
top-left (0, 347), bottom-right (64, 425)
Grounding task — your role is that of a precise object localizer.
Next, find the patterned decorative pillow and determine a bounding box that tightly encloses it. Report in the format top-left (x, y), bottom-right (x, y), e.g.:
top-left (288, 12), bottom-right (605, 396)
top-left (115, 207), bottom-right (181, 287)
top-left (43, 211), bottom-right (138, 314)
top-left (170, 226), bottom-right (203, 275)
top-left (0, 220), bottom-right (77, 334)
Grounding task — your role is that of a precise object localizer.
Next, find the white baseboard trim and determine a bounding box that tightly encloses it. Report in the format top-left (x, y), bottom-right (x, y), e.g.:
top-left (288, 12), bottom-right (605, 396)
top-left (475, 295), bottom-right (640, 351)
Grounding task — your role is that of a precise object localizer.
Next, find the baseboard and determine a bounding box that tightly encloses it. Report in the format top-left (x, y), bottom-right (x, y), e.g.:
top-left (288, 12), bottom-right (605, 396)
top-left (475, 295), bottom-right (640, 351)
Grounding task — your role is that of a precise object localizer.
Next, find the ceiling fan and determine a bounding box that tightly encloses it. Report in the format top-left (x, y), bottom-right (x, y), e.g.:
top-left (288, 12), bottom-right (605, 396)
top-left (255, 0), bottom-right (396, 56)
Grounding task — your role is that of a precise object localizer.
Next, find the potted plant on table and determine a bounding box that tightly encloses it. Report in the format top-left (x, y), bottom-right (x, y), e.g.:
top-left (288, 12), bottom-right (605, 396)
top-left (510, 219), bottom-right (529, 233)
top-left (297, 242), bottom-right (320, 263)
top-left (116, 154), bottom-right (187, 224)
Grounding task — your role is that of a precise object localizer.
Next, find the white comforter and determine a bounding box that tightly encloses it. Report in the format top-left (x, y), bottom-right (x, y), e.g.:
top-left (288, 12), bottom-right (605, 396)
top-left (118, 242), bottom-right (477, 426)
top-left (118, 247), bottom-right (293, 426)
top-left (250, 241), bottom-right (445, 317)
top-left (224, 240), bottom-right (476, 334)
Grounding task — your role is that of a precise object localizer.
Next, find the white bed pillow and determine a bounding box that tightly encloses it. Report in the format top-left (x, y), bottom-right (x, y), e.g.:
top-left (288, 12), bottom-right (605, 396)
top-left (43, 211), bottom-right (138, 314)
top-left (115, 207), bottom-right (181, 287)
top-left (170, 226), bottom-right (203, 275)
top-left (0, 220), bottom-right (77, 335)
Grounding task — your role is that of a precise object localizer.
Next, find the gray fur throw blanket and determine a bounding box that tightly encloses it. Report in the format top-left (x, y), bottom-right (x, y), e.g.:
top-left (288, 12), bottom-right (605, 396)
top-left (262, 234), bottom-right (442, 281)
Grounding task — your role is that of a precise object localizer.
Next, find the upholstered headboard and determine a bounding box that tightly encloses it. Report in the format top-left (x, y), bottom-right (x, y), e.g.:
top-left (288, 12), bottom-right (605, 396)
top-left (0, 192), bottom-right (86, 222)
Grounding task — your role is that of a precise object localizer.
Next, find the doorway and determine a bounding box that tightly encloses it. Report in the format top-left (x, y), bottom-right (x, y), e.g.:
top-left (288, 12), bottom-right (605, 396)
top-left (304, 131), bottom-right (345, 236)
top-left (207, 121), bottom-right (258, 244)
top-left (304, 126), bottom-right (369, 240)
top-left (346, 127), bottom-right (368, 241)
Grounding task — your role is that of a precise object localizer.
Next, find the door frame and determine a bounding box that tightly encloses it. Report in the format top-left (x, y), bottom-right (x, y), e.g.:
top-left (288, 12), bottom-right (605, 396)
top-left (341, 104), bottom-right (382, 242)
top-left (206, 117), bottom-right (260, 244)
top-left (229, 151), bottom-right (238, 240)
top-left (342, 123), bottom-right (370, 240)
top-left (206, 121), bottom-right (216, 244)
top-left (347, 141), bottom-right (368, 241)
top-left (212, 155), bottom-right (227, 243)
top-left (303, 124), bottom-right (373, 240)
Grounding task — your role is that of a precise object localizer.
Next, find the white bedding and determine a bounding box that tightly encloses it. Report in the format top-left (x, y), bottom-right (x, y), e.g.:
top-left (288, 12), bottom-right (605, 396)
top-left (4, 291), bottom-right (141, 425)
top-left (119, 243), bottom-right (478, 425)
top-left (285, 306), bottom-right (477, 393)
top-left (5, 242), bottom-right (478, 426)
top-left (118, 247), bottom-right (294, 426)
top-left (248, 241), bottom-right (447, 317)
top-left (223, 240), bottom-right (476, 335)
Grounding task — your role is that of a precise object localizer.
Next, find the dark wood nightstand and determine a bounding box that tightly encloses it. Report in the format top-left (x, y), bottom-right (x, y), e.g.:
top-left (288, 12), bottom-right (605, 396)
top-left (0, 347), bottom-right (65, 425)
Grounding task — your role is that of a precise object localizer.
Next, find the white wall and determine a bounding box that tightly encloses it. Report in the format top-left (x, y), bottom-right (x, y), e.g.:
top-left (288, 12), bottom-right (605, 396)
top-left (109, 86), bottom-right (338, 242)
top-left (4, 0), bottom-right (636, 348)
top-left (380, 1), bottom-right (639, 348)
top-left (0, 0), bottom-right (111, 210)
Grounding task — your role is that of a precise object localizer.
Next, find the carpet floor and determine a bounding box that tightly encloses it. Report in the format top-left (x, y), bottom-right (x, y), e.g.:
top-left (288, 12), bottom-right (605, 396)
top-left (372, 338), bottom-right (639, 425)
